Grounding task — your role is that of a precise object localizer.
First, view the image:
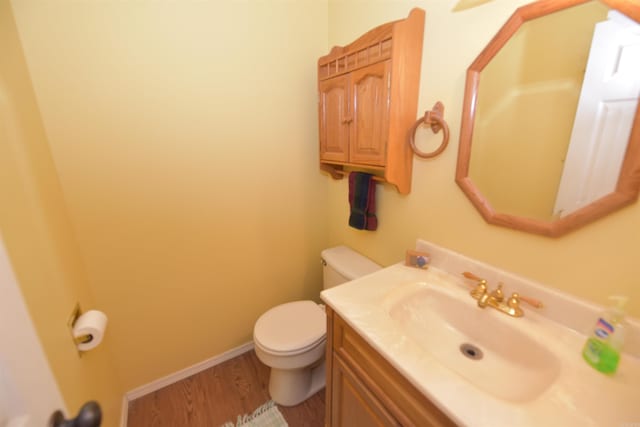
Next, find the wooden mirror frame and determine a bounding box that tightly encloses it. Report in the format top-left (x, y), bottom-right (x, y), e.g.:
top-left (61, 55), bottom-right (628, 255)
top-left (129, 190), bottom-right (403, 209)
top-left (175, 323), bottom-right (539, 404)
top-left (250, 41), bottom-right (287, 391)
top-left (456, 0), bottom-right (640, 237)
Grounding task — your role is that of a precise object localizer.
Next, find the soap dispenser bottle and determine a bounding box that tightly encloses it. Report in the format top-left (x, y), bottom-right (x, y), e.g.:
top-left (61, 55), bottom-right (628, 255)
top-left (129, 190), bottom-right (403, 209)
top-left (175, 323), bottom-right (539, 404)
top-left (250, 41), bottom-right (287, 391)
top-left (582, 295), bottom-right (627, 374)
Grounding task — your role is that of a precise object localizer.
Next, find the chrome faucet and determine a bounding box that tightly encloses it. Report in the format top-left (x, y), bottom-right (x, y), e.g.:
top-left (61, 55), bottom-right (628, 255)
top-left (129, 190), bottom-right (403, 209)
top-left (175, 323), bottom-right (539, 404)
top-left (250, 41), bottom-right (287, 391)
top-left (462, 272), bottom-right (543, 317)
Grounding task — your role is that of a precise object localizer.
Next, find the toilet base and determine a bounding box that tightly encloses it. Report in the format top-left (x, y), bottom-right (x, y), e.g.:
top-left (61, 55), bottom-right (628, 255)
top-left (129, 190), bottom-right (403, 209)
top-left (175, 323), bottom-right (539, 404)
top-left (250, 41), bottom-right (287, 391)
top-left (268, 360), bottom-right (326, 406)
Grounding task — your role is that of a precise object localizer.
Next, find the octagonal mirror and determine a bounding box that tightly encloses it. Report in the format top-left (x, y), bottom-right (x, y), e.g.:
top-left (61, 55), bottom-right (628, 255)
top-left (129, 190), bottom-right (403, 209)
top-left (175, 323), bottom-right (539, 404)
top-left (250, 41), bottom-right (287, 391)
top-left (456, 0), bottom-right (640, 237)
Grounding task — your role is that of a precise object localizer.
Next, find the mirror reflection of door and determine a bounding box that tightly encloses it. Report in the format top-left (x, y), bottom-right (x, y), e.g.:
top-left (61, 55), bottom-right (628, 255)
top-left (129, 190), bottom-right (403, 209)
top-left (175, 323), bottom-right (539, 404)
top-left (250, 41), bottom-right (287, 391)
top-left (554, 11), bottom-right (640, 217)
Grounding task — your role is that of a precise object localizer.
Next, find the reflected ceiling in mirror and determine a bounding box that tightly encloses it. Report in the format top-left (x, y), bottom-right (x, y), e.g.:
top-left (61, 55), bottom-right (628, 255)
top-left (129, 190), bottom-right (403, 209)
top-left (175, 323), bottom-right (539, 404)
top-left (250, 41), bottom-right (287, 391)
top-left (456, 0), bottom-right (640, 237)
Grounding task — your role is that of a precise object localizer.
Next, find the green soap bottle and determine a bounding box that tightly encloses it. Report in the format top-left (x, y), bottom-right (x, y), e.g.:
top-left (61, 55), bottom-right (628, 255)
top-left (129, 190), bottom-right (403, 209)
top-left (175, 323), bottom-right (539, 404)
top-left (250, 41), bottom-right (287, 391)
top-left (582, 296), bottom-right (627, 374)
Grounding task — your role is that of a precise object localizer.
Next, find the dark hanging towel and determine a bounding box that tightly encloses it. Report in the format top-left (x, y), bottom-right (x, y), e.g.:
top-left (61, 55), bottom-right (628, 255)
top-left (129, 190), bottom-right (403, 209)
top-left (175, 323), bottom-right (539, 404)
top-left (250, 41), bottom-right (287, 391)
top-left (348, 172), bottom-right (378, 231)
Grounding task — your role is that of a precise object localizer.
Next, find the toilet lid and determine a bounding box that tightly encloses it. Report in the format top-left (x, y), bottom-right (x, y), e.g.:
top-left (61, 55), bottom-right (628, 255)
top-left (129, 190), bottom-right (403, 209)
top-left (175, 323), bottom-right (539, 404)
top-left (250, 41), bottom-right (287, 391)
top-left (254, 300), bottom-right (326, 355)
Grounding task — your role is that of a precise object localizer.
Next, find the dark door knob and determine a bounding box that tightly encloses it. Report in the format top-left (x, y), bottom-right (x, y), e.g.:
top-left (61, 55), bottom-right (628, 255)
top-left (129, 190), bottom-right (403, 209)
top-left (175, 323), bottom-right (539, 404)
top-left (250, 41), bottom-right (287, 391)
top-left (49, 401), bottom-right (102, 427)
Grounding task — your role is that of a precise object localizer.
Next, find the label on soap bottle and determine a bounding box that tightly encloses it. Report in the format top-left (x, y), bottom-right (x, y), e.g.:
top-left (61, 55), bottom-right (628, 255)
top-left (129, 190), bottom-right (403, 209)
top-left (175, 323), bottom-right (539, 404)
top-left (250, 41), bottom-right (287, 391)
top-left (594, 317), bottom-right (614, 339)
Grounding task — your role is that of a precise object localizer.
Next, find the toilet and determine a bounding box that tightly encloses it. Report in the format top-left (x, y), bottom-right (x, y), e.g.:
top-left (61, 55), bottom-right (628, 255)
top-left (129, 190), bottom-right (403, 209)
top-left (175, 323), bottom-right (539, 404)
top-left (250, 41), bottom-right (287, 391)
top-left (253, 246), bottom-right (381, 406)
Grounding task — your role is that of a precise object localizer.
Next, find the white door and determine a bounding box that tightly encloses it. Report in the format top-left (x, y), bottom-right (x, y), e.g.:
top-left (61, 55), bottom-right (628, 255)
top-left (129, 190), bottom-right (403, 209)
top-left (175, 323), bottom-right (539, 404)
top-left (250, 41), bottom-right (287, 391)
top-left (0, 234), bottom-right (66, 427)
top-left (554, 11), bottom-right (640, 217)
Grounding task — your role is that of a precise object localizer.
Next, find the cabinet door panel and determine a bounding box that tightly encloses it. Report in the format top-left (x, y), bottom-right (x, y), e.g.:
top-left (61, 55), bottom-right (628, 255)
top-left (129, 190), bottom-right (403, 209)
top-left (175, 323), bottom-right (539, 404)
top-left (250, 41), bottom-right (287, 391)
top-left (350, 61), bottom-right (390, 166)
top-left (319, 75), bottom-right (351, 163)
top-left (332, 354), bottom-right (400, 427)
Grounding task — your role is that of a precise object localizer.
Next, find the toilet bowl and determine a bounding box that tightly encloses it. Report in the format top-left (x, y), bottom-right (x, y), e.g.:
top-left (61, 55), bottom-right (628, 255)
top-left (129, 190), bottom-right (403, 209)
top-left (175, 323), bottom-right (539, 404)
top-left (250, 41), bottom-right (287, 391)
top-left (254, 300), bottom-right (326, 406)
top-left (253, 246), bottom-right (381, 406)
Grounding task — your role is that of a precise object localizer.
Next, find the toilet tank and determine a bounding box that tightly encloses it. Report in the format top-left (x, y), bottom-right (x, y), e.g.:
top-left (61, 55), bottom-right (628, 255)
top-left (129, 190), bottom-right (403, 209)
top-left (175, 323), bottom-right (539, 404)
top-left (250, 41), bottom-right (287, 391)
top-left (321, 246), bottom-right (381, 290)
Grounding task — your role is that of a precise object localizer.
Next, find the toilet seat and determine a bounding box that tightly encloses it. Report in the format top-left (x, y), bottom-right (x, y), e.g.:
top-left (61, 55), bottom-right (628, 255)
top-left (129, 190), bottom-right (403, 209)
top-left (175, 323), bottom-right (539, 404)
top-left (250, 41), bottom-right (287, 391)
top-left (254, 300), bottom-right (326, 356)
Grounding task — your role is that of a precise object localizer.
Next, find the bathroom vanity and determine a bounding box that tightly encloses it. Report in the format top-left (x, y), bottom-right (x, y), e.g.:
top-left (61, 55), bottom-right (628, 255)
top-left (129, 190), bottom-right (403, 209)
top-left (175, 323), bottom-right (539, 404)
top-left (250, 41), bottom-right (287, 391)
top-left (325, 306), bottom-right (455, 426)
top-left (321, 239), bottom-right (640, 426)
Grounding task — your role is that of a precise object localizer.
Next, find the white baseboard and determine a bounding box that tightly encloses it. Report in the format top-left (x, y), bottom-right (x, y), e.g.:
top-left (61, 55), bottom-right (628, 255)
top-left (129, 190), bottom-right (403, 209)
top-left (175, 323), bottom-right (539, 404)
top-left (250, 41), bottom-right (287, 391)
top-left (120, 341), bottom-right (255, 426)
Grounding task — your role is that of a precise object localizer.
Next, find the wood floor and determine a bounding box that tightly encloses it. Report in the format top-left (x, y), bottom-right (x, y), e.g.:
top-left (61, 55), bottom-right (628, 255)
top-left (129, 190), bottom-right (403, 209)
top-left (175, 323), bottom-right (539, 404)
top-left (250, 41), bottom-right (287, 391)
top-left (127, 350), bottom-right (325, 426)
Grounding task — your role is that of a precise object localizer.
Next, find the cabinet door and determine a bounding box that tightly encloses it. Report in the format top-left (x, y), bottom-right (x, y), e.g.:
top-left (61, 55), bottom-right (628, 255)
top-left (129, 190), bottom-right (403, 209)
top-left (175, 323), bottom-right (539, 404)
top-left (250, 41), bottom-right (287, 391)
top-left (319, 75), bottom-right (351, 163)
top-left (350, 61), bottom-right (390, 166)
top-left (332, 355), bottom-right (400, 427)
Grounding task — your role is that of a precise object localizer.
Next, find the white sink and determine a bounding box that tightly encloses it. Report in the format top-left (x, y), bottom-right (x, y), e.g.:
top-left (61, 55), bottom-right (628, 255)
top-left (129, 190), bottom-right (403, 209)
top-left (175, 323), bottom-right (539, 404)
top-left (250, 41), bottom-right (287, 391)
top-left (383, 282), bottom-right (561, 402)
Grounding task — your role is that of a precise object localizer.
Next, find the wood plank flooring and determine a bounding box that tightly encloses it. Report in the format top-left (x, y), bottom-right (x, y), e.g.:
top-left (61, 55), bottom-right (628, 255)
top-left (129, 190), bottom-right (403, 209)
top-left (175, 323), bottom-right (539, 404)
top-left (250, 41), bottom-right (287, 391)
top-left (127, 350), bottom-right (325, 426)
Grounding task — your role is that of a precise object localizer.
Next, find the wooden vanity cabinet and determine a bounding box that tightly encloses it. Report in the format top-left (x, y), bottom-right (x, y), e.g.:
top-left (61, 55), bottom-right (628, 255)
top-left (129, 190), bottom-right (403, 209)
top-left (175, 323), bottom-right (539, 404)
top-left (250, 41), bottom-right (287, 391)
top-left (325, 307), bottom-right (457, 427)
top-left (317, 9), bottom-right (424, 194)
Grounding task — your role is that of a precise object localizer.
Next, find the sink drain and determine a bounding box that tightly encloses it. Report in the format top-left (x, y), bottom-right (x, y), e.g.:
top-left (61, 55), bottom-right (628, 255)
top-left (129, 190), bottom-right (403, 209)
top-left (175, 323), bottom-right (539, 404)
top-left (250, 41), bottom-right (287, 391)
top-left (459, 343), bottom-right (483, 360)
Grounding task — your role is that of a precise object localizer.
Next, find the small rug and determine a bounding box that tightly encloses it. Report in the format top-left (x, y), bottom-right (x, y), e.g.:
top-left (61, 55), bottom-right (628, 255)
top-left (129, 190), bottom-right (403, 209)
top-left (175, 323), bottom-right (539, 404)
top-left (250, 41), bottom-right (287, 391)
top-left (221, 400), bottom-right (288, 427)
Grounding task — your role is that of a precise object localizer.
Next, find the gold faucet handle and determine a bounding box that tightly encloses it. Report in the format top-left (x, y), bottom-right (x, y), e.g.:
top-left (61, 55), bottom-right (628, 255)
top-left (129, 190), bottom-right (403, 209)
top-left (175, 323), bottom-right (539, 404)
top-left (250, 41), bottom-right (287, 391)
top-left (508, 293), bottom-right (544, 309)
top-left (519, 294), bottom-right (544, 309)
top-left (462, 271), bottom-right (483, 281)
top-left (462, 272), bottom-right (488, 299)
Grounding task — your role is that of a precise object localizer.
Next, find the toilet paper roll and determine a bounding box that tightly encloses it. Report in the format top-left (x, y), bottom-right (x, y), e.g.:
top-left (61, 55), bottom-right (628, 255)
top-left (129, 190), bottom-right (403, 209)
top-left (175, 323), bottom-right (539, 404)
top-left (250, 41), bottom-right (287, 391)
top-left (73, 310), bottom-right (108, 352)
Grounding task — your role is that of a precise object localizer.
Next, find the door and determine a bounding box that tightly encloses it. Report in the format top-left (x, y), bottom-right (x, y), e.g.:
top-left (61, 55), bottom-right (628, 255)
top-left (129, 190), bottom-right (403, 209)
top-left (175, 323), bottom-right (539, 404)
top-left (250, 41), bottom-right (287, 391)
top-left (319, 74), bottom-right (351, 163)
top-left (350, 61), bottom-right (390, 166)
top-left (0, 235), bottom-right (66, 427)
top-left (554, 11), bottom-right (640, 217)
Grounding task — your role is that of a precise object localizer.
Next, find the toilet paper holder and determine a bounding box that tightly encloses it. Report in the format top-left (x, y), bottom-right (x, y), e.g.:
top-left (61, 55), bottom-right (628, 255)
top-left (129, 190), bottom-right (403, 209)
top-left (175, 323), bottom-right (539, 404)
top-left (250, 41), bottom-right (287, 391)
top-left (67, 303), bottom-right (92, 356)
top-left (67, 303), bottom-right (85, 357)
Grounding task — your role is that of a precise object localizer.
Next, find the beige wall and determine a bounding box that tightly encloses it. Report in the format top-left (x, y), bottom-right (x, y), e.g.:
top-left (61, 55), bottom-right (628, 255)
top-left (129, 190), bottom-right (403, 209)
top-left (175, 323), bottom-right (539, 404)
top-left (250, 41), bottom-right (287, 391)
top-left (11, 0), bottom-right (329, 392)
top-left (0, 1), bottom-right (121, 423)
top-left (327, 0), bottom-right (640, 318)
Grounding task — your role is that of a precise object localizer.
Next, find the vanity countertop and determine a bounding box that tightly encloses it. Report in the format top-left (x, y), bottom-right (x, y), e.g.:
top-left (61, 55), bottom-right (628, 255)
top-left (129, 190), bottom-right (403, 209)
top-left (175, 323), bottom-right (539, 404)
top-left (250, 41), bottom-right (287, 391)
top-left (321, 262), bottom-right (640, 427)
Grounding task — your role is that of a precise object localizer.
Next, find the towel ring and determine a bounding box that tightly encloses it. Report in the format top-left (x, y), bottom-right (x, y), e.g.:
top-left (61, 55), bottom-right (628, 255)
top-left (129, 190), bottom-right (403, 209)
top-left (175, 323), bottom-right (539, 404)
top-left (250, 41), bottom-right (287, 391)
top-left (408, 101), bottom-right (450, 159)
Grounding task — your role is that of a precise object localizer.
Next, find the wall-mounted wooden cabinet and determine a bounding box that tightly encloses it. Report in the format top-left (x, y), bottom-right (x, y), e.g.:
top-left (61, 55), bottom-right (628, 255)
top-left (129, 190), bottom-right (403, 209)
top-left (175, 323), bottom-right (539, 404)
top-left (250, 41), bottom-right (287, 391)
top-left (317, 9), bottom-right (425, 194)
top-left (325, 307), bottom-right (457, 427)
